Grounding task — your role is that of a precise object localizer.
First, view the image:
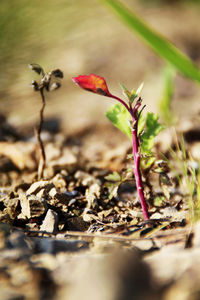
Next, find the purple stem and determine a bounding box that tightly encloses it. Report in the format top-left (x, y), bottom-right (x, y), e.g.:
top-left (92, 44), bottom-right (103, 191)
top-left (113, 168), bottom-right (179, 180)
top-left (109, 94), bottom-right (131, 113)
top-left (110, 93), bottom-right (149, 220)
top-left (131, 113), bottom-right (149, 220)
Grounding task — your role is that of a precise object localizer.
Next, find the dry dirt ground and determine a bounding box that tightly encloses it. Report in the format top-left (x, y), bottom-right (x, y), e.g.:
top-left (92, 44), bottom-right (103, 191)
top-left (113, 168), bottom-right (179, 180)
top-left (0, 114), bottom-right (200, 300)
top-left (1, 1), bottom-right (200, 300)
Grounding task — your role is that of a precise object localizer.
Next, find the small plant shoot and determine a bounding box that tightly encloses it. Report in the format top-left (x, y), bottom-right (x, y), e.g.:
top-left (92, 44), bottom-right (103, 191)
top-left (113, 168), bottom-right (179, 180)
top-left (73, 74), bottom-right (163, 220)
top-left (104, 171), bottom-right (122, 200)
top-left (104, 169), bottom-right (133, 200)
top-left (29, 63), bottom-right (63, 179)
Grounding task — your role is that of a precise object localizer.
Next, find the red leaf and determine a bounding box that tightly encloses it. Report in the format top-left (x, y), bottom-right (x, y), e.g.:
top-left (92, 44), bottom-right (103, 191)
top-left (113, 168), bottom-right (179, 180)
top-left (72, 74), bottom-right (111, 97)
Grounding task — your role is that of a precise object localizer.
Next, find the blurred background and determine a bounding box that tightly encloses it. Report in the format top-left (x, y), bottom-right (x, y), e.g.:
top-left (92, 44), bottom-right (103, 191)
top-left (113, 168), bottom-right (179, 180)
top-left (1, 0), bottom-right (200, 134)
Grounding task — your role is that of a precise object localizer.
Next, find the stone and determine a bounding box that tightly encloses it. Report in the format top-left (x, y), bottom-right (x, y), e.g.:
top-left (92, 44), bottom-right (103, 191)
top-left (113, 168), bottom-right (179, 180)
top-left (20, 194), bottom-right (47, 219)
top-left (49, 187), bottom-right (57, 198)
top-left (26, 180), bottom-right (51, 195)
top-left (74, 170), bottom-right (99, 186)
top-left (52, 173), bottom-right (67, 190)
top-left (50, 148), bottom-right (77, 170)
top-left (6, 198), bottom-right (20, 219)
top-left (85, 182), bottom-right (101, 208)
top-left (40, 209), bottom-right (58, 233)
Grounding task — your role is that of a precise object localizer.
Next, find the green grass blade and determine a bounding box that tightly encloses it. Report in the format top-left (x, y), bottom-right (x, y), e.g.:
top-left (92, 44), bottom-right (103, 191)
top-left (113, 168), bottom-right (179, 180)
top-left (158, 65), bottom-right (176, 125)
top-left (100, 0), bottom-right (200, 82)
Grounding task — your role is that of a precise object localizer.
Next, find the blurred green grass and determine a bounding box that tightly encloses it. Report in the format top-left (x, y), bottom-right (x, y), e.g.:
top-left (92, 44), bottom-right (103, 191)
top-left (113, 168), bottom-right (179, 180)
top-left (102, 0), bottom-right (200, 82)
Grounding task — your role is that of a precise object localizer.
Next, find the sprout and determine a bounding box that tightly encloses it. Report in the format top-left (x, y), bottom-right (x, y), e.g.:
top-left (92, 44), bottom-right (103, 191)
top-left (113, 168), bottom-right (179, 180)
top-left (29, 64), bottom-right (64, 179)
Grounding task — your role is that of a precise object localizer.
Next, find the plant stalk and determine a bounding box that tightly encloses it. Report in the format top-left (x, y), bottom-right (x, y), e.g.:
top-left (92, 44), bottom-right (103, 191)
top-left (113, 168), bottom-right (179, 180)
top-left (110, 93), bottom-right (149, 220)
top-left (110, 94), bottom-right (131, 113)
top-left (131, 115), bottom-right (149, 220)
top-left (36, 88), bottom-right (46, 179)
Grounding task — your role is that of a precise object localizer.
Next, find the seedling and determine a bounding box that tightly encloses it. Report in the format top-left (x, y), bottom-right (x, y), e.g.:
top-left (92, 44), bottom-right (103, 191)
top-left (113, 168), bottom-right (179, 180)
top-left (104, 169), bottom-right (132, 200)
top-left (72, 74), bottom-right (163, 220)
top-left (29, 63), bottom-right (63, 179)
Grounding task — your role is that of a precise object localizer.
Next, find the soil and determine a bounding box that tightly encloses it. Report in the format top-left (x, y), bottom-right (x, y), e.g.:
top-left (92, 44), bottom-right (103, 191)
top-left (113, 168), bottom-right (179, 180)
top-left (0, 111), bottom-right (200, 300)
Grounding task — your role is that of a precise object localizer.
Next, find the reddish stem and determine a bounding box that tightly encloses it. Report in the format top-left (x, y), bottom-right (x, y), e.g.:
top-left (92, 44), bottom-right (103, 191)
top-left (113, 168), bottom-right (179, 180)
top-left (110, 94), bottom-right (131, 113)
top-left (131, 113), bottom-right (149, 220)
top-left (110, 93), bottom-right (149, 220)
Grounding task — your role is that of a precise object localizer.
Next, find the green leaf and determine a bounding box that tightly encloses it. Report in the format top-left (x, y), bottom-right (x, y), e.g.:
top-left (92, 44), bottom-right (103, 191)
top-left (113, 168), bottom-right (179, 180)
top-left (137, 111), bottom-right (145, 136)
top-left (120, 82), bottom-right (144, 104)
top-left (127, 154), bottom-right (133, 160)
top-left (135, 82), bottom-right (144, 97)
top-left (105, 171), bottom-right (121, 200)
top-left (106, 183), bottom-right (119, 200)
top-left (106, 103), bottom-right (132, 139)
top-left (120, 82), bottom-right (131, 100)
top-left (100, 0), bottom-right (200, 83)
top-left (141, 155), bottom-right (156, 170)
top-left (130, 82), bottom-right (144, 103)
top-left (158, 65), bottom-right (176, 125)
top-left (154, 195), bottom-right (165, 207)
top-left (105, 171), bottom-right (121, 182)
top-left (141, 112), bottom-right (163, 154)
